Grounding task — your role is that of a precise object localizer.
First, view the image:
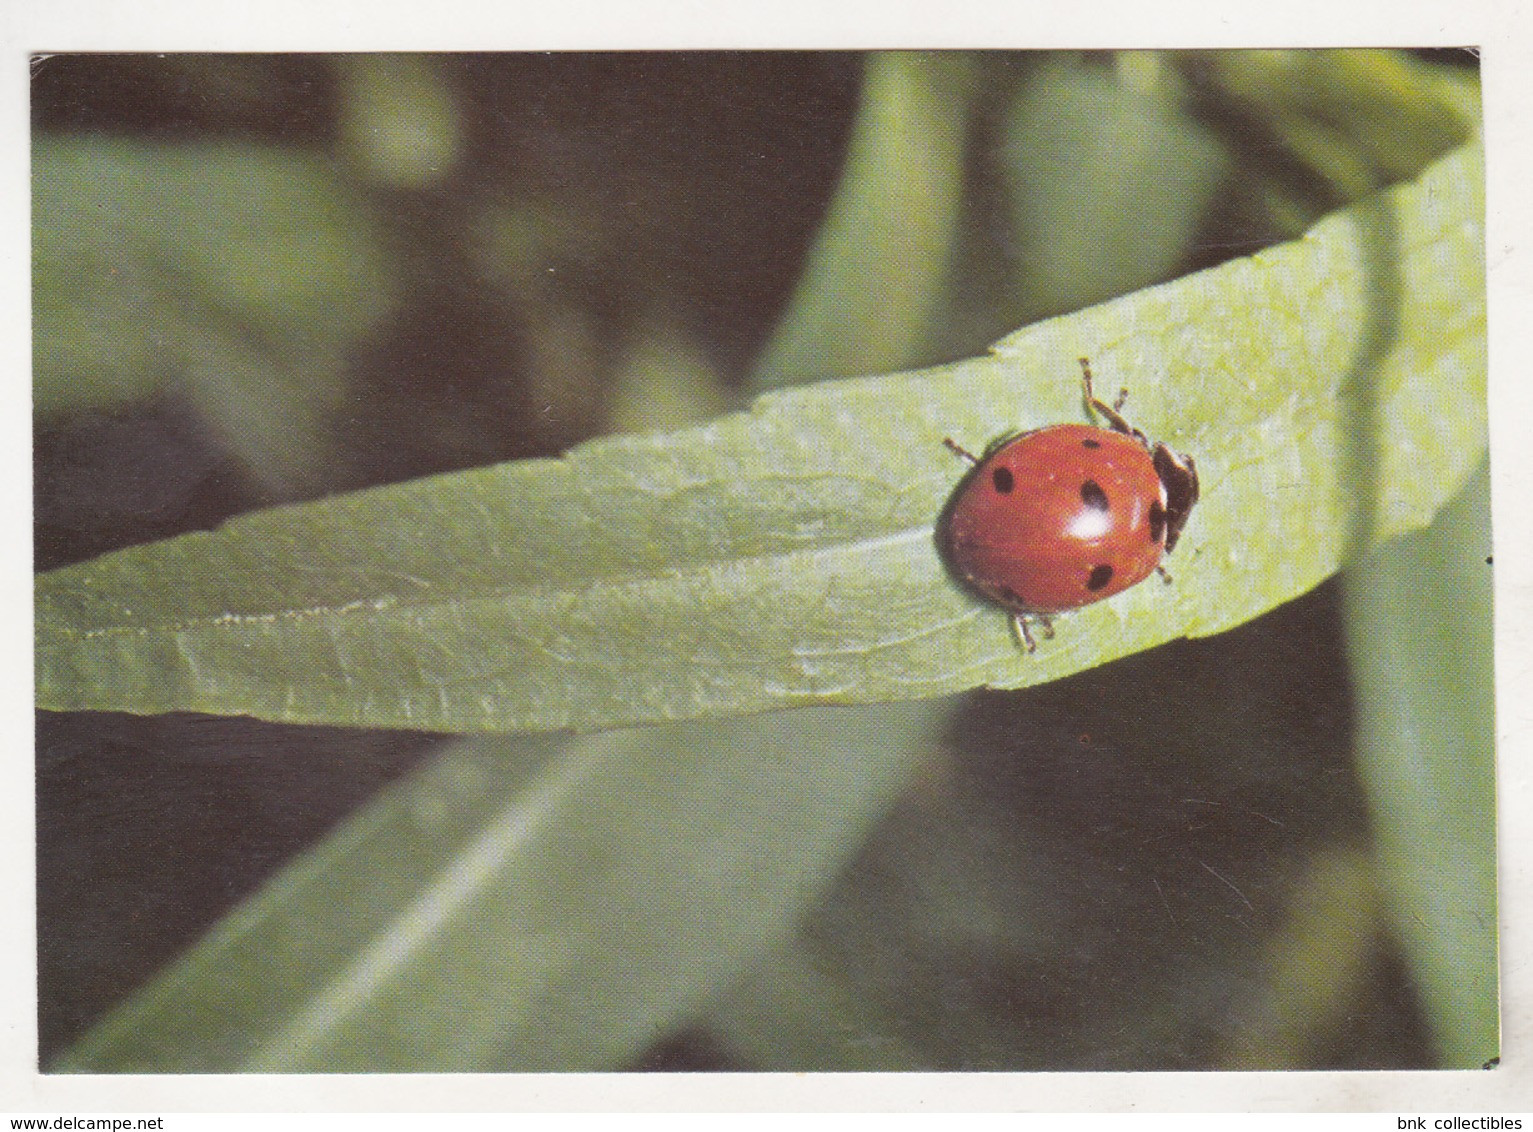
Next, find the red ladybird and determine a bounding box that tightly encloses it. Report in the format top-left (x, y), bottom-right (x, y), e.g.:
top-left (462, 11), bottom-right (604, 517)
top-left (937, 358), bottom-right (1199, 651)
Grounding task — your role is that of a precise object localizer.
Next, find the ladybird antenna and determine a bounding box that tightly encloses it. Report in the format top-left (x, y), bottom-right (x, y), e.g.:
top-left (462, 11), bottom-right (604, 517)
top-left (943, 437), bottom-right (980, 465)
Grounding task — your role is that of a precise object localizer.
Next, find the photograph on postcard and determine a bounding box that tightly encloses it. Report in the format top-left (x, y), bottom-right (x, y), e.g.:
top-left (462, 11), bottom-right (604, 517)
top-left (32, 50), bottom-right (1492, 1072)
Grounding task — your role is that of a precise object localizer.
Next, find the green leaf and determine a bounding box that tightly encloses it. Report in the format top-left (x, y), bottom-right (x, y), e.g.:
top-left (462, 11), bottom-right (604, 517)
top-left (53, 706), bottom-right (937, 1071)
top-left (53, 57), bottom-right (961, 1074)
top-left (1344, 466), bottom-right (1498, 1067)
top-left (337, 55), bottom-right (462, 191)
top-left (996, 54), bottom-right (1231, 322)
top-left (929, 52), bottom-right (1235, 358)
top-left (33, 138), bottom-right (395, 488)
top-left (1187, 49), bottom-right (1478, 200)
top-left (707, 941), bottom-right (931, 1071)
top-left (750, 52), bottom-right (976, 388)
top-left (35, 138), bottom-right (1485, 735)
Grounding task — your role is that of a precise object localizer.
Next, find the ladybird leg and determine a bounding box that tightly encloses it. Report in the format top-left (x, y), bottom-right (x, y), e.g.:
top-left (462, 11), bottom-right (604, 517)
top-left (1079, 357), bottom-right (1135, 435)
top-left (1037, 613), bottom-right (1055, 639)
top-left (1155, 565), bottom-right (1173, 585)
top-left (1011, 614), bottom-right (1037, 653)
top-left (943, 437), bottom-right (981, 465)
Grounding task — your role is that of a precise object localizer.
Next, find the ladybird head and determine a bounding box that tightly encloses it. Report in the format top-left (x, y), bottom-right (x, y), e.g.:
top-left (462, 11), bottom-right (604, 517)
top-left (1151, 443), bottom-right (1199, 552)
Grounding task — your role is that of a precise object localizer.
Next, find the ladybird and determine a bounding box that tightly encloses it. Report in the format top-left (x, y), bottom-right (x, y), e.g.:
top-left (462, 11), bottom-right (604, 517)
top-left (937, 358), bottom-right (1199, 651)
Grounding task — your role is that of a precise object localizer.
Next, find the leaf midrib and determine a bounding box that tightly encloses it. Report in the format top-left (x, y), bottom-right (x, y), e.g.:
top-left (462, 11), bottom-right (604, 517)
top-left (42, 524), bottom-right (946, 640)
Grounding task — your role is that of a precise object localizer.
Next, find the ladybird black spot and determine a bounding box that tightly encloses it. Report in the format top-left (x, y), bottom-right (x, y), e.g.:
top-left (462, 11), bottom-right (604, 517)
top-left (1080, 480), bottom-right (1108, 510)
top-left (1087, 564), bottom-right (1113, 591)
top-left (1082, 438), bottom-right (1101, 449)
top-left (992, 467), bottom-right (1015, 494)
top-left (1149, 501), bottom-right (1166, 542)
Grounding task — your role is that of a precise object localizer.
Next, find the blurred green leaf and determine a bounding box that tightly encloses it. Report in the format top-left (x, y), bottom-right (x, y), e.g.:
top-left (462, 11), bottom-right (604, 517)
top-left (1344, 466), bottom-right (1497, 1067)
top-left (998, 54), bottom-right (1230, 322)
top-left (1188, 49), bottom-right (1475, 196)
top-left (751, 52), bottom-right (975, 388)
top-left (35, 137), bottom-right (1485, 734)
top-left (337, 55), bottom-right (462, 190)
top-left (54, 705), bottom-right (938, 1072)
top-left (1182, 50), bottom-right (1479, 236)
top-left (707, 940), bottom-right (930, 1071)
top-left (606, 319), bottom-right (735, 435)
top-left (1220, 846), bottom-right (1385, 1068)
top-left (33, 138), bottom-right (395, 488)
